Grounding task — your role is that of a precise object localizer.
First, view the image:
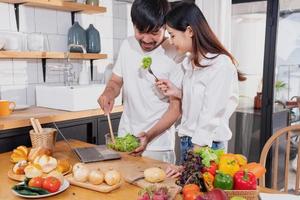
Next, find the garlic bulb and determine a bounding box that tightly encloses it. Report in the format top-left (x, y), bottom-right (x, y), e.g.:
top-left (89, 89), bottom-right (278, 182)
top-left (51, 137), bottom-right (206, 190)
top-left (88, 169), bottom-right (104, 185)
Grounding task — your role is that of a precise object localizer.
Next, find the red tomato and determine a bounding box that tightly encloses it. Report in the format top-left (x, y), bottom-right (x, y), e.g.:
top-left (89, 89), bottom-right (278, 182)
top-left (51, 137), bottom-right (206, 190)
top-left (42, 176), bottom-right (61, 193)
top-left (182, 184), bottom-right (200, 196)
top-left (183, 191), bottom-right (202, 200)
top-left (28, 177), bottom-right (44, 188)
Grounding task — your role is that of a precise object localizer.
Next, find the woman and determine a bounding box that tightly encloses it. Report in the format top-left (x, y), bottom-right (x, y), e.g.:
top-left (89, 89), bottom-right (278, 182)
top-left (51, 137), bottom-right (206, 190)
top-left (156, 2), bottom-right (245, 177)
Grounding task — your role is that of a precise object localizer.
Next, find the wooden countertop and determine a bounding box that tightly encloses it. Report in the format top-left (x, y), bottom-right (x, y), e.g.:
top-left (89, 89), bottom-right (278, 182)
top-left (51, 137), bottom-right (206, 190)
top-left (0, 139), bottom-right (178, 200)
top-left (0, 106), bottom-right (123, 131)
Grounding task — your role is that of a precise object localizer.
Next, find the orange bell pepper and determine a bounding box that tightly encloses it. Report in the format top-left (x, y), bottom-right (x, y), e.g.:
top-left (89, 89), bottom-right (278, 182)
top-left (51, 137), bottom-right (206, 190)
top-left (240, 162), bottom-right (266, 178)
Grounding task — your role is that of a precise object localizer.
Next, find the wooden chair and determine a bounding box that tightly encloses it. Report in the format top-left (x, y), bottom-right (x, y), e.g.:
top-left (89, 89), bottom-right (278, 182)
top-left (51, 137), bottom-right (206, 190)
top-left (259, 124), bottom-right (300, 194)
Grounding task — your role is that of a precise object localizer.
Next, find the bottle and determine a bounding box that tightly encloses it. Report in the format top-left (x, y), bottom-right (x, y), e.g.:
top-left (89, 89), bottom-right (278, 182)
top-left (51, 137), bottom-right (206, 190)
top-left (86, 24), bottom-right (101, 53)
top-left (79, 63), bottom-right (90, 85)
top-left (68, 22), bottom-right (87, 53)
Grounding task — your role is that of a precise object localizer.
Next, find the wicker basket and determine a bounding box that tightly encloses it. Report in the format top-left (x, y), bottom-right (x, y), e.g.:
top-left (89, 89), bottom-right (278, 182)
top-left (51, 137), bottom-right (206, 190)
top-left (225, 190), bottom-right (259, 200)
top-left (29, 128), bottom-right (57, 152)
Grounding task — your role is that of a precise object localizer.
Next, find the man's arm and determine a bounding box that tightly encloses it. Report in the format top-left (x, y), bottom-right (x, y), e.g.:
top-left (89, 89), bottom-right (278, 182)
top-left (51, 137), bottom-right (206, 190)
top-left (98, 74), bottom-right (123, 114)
top-left (132, 96), bottom-right (181, 155)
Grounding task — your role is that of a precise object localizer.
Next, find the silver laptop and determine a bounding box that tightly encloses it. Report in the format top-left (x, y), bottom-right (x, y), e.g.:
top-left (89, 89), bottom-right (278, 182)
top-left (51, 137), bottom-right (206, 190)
top-left (53, 122), bottom-right (121, 163)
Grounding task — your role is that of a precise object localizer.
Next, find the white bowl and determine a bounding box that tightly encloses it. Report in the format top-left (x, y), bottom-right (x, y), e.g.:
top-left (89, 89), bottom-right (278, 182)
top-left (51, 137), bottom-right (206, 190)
top-left (0, 38), bottom-right (6, 50)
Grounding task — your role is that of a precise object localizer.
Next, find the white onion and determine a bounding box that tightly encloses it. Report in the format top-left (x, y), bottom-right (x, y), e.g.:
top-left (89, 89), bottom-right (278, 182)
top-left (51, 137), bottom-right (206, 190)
top-left (104, 170), bottom-right (121, 186)
top-left (88, 169), bottom-right (104, 185)
top-left (73, 166), bottom-right (89, 182)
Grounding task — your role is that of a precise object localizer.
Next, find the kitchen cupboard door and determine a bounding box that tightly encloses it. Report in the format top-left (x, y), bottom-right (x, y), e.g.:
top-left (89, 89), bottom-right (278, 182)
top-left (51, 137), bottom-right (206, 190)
top-left (0, 127), bottom-right (32, 153)
top-left (53, 117), bottom-right (98, 144)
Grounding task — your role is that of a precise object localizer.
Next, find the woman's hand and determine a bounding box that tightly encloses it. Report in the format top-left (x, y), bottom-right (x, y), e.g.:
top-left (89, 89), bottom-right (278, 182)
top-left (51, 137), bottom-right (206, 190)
top-left (166, 164), bottom-right (184, 178)
top-left (156, 79), bottom-right (182, 99)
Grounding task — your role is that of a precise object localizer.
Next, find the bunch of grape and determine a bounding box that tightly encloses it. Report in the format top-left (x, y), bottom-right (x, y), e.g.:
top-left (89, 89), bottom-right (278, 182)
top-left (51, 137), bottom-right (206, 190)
top-left (176, 150), bottom-right (206, 191)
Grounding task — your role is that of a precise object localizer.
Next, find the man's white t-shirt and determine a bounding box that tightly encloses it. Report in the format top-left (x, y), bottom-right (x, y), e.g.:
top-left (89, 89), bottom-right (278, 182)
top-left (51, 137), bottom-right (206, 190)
top-left (113, 36), bottom-right (183, 151)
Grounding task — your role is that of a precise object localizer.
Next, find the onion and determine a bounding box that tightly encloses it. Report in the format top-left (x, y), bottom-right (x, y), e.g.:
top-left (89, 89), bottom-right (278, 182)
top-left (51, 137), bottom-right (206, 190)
top-left (73, 166), bottom-right (89, 182)
top-left (104, 170), bottom-right (121, 186)
top-left (73, 163), bottom-right (85, 174)
top-left (88, 169), bottom-right (104, 185)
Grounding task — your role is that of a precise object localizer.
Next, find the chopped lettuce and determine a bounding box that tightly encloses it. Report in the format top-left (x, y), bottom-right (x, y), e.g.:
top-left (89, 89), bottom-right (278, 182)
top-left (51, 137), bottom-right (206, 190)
top-left (108, 133), bottom-right (140, 152)
top-left (141, 56), bottom-right (152, 69)
top-left (194, 146), bottom-right (224, 167)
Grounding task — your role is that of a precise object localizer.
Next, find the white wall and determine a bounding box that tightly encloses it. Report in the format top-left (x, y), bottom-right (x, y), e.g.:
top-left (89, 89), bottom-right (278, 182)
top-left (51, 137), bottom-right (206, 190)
top-left (0, 0), bottom-right (130, 106)
top-left (231, 13), bottom-right (266, 107)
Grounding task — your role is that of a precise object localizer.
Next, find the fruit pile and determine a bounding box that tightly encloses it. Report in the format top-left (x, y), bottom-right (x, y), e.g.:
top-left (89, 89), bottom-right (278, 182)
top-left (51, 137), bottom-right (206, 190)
top-left (178, 147), bottom-right (266, 200)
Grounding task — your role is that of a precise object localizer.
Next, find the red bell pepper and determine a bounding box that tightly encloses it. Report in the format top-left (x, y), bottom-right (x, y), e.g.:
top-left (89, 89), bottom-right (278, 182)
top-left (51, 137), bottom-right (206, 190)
top-left (201, 162), bottom-right (217, 176)
top-left (233, 170), bottom-right (257, 190)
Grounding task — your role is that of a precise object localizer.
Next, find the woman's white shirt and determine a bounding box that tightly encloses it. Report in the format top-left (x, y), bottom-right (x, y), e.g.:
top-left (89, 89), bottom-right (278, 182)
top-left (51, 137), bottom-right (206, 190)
top-left (177, 53), bottom-right (239, 147)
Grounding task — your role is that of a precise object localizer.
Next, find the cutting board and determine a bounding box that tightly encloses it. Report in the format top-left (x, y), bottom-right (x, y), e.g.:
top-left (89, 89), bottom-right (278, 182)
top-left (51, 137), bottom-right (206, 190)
top-left (66, 174), bottom-right (123, 193)
top-left (120, 163), bottom-right (181, 199)
top-left (65, 163), bottom-right (123, 193)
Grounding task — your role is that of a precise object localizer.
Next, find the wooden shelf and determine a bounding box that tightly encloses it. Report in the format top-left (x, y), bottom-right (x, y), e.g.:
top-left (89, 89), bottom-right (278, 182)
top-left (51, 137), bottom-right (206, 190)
top-left (0, 51), bottom-right (107, 60)
top-left (0, 105), bottom-right (123, 131)
top-left (0, 0), bottom-right (106, 14)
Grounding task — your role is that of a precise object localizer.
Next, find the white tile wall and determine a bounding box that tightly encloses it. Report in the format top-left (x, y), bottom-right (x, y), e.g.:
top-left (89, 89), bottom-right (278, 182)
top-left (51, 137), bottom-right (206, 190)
top-left (0, 3), bottom-right (10, 31)
top-left (13, 60), bottom-right (28, 85)
top-left (8, 5), bottom-right (17, 32)
top-left (19, 6), bottom-right (35, 33)
top-left (47, 34), bottom-right (68, 52)
top-left (35, 8), bottom-right (57, 34)
top-left (0, 59), bottom-right (13, 86)
top-left (0, 0), bottom-right (131, 105)
top-left (56, 11), bottom-right (71, 35)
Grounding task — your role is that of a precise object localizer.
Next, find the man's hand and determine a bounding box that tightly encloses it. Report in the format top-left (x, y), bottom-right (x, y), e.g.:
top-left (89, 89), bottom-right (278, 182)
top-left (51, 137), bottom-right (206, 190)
top-left (98, 93), bottom-right (115, 114)
top-left (130, 132), bottom-right (149, 156)
top-left (98, 74), bottom-right (123, 114)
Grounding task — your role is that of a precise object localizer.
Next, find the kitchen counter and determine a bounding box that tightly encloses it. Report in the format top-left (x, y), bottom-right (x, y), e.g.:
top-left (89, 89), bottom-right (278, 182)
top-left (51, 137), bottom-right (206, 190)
top-left (0, 139), bottom-right (176, 200)
top-left (0, 106), bottom-right (123, 131)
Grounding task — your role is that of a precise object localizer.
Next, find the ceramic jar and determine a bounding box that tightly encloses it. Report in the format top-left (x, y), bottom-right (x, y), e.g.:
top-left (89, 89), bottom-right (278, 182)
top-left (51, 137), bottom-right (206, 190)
top-left (86, 24), bottom-right (101, 53)
top-left (86, 0), bottom-right (99, 6)
top-left (68, 22), bottom-right (87, 53)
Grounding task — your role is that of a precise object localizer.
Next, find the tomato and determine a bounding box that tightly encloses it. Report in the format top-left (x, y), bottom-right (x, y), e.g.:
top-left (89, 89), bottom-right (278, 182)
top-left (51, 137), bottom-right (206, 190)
top-left (182, 184), bottom-right (200, 196)
top-left (183, 191), bottom-right (202, 200)
top-left (28, 177), bottom-right (44, 188)
top-left (42, 176), bottom-right (61, 193)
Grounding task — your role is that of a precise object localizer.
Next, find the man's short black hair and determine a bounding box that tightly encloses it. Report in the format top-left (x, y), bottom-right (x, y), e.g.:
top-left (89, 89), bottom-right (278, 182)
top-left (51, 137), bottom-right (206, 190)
top-left (131, 0), bottom-right (170, 33)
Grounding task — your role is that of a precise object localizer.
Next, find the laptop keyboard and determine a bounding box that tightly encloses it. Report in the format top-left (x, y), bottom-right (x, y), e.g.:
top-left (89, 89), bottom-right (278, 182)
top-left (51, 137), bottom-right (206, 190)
top-left (75, 147), bottom-right (104, 161)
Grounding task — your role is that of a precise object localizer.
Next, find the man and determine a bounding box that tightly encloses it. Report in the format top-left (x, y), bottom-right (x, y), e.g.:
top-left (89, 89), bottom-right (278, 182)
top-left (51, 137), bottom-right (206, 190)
top-left (98, 0), bottom-right (183, 163)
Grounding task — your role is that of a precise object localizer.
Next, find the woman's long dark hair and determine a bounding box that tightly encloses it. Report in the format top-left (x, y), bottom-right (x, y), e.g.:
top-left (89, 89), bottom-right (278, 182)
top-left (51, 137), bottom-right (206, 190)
top-left (165, 2), bottom-right (245, 81)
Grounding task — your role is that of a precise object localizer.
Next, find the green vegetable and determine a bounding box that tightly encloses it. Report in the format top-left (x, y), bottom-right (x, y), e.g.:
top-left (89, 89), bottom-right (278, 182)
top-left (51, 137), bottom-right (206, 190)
top-left (141, 56), bottom-right (152, 69)
top-left (214, 172), bottom-right (233, 190)
top-left (12, 184), bottom-right (50, 196)
top-left (108, 133), bottom-right (140, 152)
top-left (194, 147), bottom-right (224, 167)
